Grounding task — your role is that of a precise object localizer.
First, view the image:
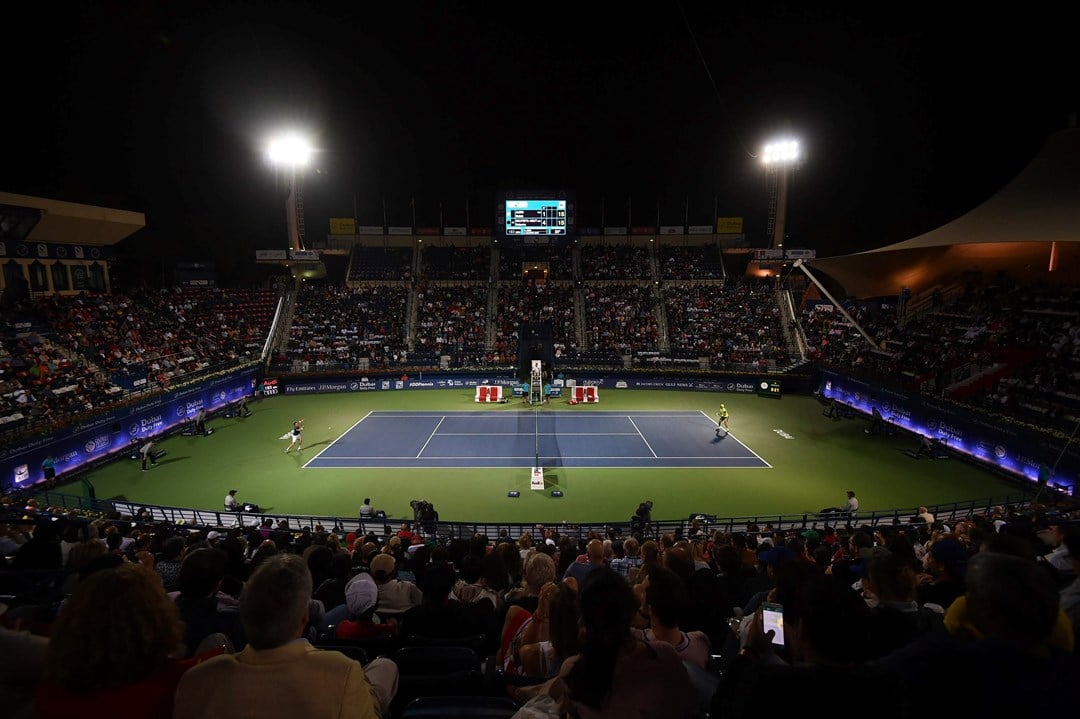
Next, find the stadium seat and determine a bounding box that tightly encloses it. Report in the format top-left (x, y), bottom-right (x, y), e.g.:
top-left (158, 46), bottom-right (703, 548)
top-left (390, 645), bottom-right (485, 716)
top-left (316, 644), bottom-right (369, 665)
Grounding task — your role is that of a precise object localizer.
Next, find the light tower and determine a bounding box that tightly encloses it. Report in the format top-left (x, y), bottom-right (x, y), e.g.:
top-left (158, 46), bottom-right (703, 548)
top-left (762, 138), bottom-right (801, 251)
top-left (267, 133), bottom-right (313, 252)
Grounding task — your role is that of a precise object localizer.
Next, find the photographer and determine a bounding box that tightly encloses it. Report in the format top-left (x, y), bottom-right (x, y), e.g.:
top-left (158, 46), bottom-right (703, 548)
top-left (410, 500), bottom-right (439, 536)
top-left (421, 502), bottom-right (439, 536)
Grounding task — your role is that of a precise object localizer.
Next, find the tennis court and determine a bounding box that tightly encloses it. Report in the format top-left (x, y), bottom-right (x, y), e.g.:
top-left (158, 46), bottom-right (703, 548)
top-left (303, 410), bottom-right (771, 469)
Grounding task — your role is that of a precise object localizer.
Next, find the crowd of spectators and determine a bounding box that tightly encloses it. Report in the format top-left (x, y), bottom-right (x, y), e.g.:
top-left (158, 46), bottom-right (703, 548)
top-left (582, 283), bottom-right (660, 355)
top-left (33, 288), bottom-right (274, 385)
top-left (419, 244), bottom-right (490, 281)
top-left (1, 288), bottom-right (276, 436)
top-left (2, 495), bottom-right (1077, 718)
top-left (348, 246), bottom-right (414, 282)
top-left (579, 243), bottom-right (652, 280)
top-left (0, 327), bottom-right (118, 432)
top-left (498, 246), bottom-right (574, 281)
top-left (412, 284), bottom-right (489, 363)
top-left (665, 279), bottom-right (790, 369)
top-left (492, 283), bottom-right (577, 366)
top-left (286, 285), bottom-right (409, 371)
top-left (659, 244), bottom-right (724, 281)
top-left (803, 280), bottom-right (1080, 433)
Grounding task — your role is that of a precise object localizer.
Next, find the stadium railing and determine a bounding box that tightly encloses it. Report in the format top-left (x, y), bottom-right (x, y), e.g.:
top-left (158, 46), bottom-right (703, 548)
top-left (30, 491), bottom-right (1036, 542)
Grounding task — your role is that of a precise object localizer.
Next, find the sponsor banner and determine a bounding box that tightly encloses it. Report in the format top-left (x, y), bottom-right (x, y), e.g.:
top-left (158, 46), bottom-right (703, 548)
top-left (357, 225), bottom-right (384, 235)
top-left (754, 249), bottom-right (784, 260)
top-left (281, 375), bottom-right (519, 394)
top-left (820, 369), bottom-right (1077, 492)
top-left (785, 248), bottom-right (816, 259)
top-left (416, 226), bottom-right (440, 235)
top-left (603, 227), bottom-right (628, 235)
top-left (289, 249), bottom-right (319, 261)
top-left (387, 226), bottom-right (412, 235)
top-left (577, 227), bottom-right (603, 236)
top-left (255, 249), bottom-right (287, 260)
top-left (688, 225), bottom-right (713, 235)
top-left (329, 218), bottom-right (356, 235)
top-left (2, 369), bottom-right (259, 491)
top-left (0, 241), bottom-right (110, 260)
top-left (659, 226), bottom-right (684, 235)
top-left (716, 217), bottom-right (744, 233)
top-left (630, 226), bottom-right (655, 235)
top-left (284, 380), bottom-right (379, 394)
top-left (278, 373), bottom-right (783, 397)
top-left (469, 227), bottom-right (493, 235)
top-left (444, 226), bottom-right (467, 236)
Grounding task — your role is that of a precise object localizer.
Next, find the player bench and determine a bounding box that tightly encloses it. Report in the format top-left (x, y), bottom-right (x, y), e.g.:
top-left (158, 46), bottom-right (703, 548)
top-left (570, 385), bottom-right (599, 403)
top-left (474, 384), bottom-right (503, 403)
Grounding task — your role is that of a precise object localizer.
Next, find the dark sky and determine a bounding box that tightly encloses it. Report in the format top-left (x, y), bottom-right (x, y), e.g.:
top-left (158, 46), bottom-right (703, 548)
top-left (2, 1), bottom-right (1075, 278)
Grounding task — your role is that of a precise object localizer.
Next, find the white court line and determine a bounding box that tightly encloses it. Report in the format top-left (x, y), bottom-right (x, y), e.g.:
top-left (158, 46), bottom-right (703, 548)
top-left (626, 416), bottom-right (658, 457)
top-left (415, 415), bottom-right (446, 458)
top-left (696, 410), bottom-right (773, 469)
top-left (365, 412), bottom-right (706, 418)
top-left (308, 455), bottom-right (766, 460)
top-left (432, 432), bottom-right (643, 436)
top-left (302, 411), bottom-right (372, 469)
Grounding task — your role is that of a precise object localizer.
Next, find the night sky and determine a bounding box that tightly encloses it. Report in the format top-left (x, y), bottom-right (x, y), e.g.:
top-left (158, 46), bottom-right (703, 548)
top-left (2, 2), bottom-right (1075, 281)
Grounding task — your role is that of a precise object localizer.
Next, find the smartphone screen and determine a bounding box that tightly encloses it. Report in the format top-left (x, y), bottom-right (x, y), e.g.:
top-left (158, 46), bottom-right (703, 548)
top-left (761, 602), bottom-right (785, 646)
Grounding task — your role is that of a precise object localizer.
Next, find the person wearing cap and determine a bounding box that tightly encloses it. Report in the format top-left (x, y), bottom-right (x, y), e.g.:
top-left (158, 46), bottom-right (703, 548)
top-left (336, 573), bottom-right (399, 640)
top-left (916, 538), bottom-right (968, 611)
top-left (370, 552), bottom-right (422, 618)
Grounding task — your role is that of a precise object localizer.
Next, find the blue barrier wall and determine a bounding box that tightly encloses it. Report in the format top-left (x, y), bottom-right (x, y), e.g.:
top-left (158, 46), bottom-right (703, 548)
top-left (820, 369), bottom-right (1077, 493)
top-left (2, 369), bottom-right (260, 491)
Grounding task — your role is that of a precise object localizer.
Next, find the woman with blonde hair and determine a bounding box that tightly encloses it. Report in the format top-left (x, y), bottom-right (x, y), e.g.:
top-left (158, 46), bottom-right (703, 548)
top-left (630, 540), bottom-right (660, 585)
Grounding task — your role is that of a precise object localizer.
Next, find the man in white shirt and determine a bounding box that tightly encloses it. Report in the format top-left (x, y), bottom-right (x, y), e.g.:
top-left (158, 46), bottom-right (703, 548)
top-left (224, 490), bottom-right (239, 512)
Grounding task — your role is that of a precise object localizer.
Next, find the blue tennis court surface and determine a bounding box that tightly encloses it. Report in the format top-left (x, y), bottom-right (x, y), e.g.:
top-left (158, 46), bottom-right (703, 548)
top-left (304, 411), bottom-right (770, 469)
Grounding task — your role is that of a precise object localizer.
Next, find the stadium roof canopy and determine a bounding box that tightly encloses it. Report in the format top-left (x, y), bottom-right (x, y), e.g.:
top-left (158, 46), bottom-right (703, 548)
top-left (0, 192), bottom-right (145, 247)
top-left (805, 127), bottom-right (1080, 299)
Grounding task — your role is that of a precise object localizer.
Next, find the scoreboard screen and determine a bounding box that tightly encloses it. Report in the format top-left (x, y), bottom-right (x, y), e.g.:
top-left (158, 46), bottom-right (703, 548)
top-left (757, 379), bottom-right (782, 399)
top-left (505, 199), bottom-right (567, 237)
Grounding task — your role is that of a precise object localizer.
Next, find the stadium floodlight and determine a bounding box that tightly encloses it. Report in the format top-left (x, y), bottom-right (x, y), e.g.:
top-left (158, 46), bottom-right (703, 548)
top-left (761, 136), bottom-right (802, 251)
top-left (266, 132), bottom-right (314, 251)
top-left (267, 133), bottom-right (313, 168)
top-left (762, 139), bottom-right (800, 167)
